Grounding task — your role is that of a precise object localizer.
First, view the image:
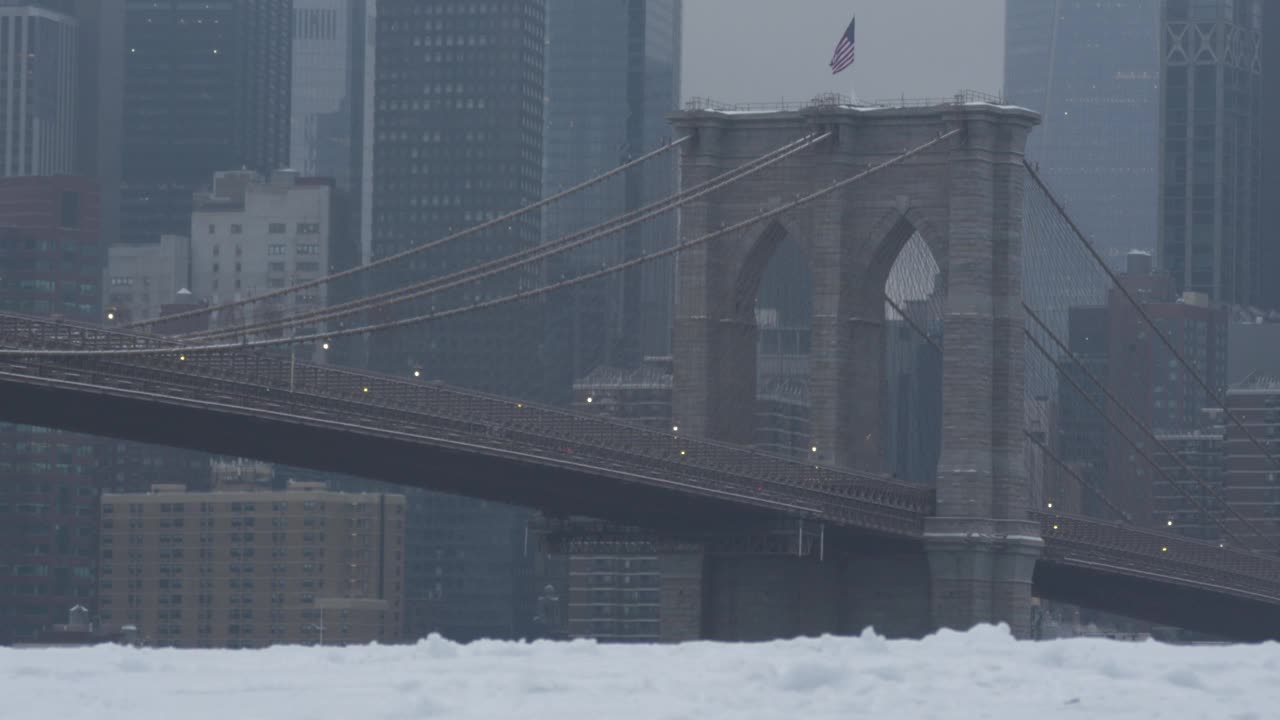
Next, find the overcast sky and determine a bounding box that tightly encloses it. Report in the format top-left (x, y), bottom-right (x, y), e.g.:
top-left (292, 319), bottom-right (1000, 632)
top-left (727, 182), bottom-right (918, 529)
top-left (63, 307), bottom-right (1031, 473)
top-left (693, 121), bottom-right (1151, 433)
top-left (683, 0), bottom-right (1005, 104)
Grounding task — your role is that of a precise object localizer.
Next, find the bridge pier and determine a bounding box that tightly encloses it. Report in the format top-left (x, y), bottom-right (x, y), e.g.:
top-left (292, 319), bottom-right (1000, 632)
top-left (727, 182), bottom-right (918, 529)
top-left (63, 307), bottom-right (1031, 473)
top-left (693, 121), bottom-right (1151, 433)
top-left (703, 548), bottom-right (933, 641)
top-left (924, 519), bottom-right (1042, 639)
top-left (703, 555), bottom-right (845, 641)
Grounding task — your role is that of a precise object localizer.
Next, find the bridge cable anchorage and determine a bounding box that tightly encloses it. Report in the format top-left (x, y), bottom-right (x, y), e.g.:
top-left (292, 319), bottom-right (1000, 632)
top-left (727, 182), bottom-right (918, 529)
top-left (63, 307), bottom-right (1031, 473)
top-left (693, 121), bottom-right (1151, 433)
top-left (118, 135), bottom-right (693, 333)
top-left (1023, 304), bottom-right (1271, 550)
top-left (0, 129), bottom-right (961, 359)
top-left (184, 132), bottom-right (832, 343)
top-left (882, 293), bottom-right (1137, 527)
top-left (1025, 160), bottom-right (1280, 481)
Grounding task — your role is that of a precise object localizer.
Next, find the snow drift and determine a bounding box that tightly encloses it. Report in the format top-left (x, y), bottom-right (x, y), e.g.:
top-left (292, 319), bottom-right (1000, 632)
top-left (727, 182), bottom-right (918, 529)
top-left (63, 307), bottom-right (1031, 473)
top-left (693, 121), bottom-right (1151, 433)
top-left (3, 625), bottom-right (1278, 719)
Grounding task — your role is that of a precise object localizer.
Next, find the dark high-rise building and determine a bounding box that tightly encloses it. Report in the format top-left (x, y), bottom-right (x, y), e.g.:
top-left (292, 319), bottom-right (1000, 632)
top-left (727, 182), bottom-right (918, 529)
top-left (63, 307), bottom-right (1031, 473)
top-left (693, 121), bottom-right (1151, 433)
top-left (0, 1), bottom-right (127, 241)
top-left (371, 0), bottom-right (546, 641)
top-left (1158, 0), bottom-right (1265, 305)
top-left (1223, 380), bottom-right (1280, 551)
top-left (1005, 0), bottom-right (1162, 262)
top-left (72, 0), bottom-right (124, 246)
top-left (120, 0), bottom-right (291, 245)
top-left (543, 0), bottom-right (682, 387)
top-left (1261, 5), bottom-right (1280, 310)
top-left (0, 3), bottom-right (78, 176)
top-left (1153, 429), bottom-right (1225, 542)
top-left (1056, 251), bottom-right (1227, 527)
top-left (371, 0), bottom-right (544, 393)
top-left (0, 176), bottom-right (102, 644)
top-left (291, 0), bottom-right (374, 264)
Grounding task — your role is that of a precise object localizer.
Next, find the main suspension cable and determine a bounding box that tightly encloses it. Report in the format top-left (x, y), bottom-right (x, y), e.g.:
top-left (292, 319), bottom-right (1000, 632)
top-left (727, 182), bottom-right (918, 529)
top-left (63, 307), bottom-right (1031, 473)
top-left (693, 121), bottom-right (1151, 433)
top-left (1024, 303), bottom-right (1269, 549)
top-left (121, 136), bottom-right (692, 332)
top-left (1025, 160), bottom-right (1280, 482)
top-left (1025, 324), bottom-right (1245, 546)
top-left (882, 293), bottom-right (1135, 524)
top-left (186, 133), bottom-right (830, 342)
top-left (1023, 429), bottom-right (1133, 524)
top-left (0, 130), bottom-right (960, 358)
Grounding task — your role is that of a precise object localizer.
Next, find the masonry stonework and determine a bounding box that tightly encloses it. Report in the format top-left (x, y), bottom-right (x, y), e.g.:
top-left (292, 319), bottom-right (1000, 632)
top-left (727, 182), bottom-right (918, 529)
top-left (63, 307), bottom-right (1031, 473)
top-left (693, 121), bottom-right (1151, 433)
top-left (669, 102), bottom-right (1043, 638)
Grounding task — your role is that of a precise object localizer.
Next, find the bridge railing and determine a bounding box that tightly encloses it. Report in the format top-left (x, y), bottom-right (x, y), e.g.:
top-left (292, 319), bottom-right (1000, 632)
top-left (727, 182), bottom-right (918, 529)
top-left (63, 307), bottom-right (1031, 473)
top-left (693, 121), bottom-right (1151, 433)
top-left (1037, 511), bottom-right (1280, 587)
top-left (0, 312), bottom-right (934, 533)
top-left (1, 312), bottom-right (933, 506)
top-left (196, 349), bottom-right (934, 521)
top-left (32, 350), bottom-right (920, 532)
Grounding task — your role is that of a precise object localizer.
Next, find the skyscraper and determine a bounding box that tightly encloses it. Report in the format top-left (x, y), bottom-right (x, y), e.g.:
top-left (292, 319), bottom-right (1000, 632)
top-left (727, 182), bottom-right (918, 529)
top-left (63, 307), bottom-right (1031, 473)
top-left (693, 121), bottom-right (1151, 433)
top-left (120, 0), bottom-right (291, 245)
top-left (1056, 252), bottom-right (1227, 526)
top-left (371, 0), bottom-right (544, 394)
top-left (1005, 0), bottom-right (1162, 262)
top-left (0, 3), bottom-right (78, 176)
top-left (290, 0), bottom-right (374, 264)
top-left (542, 0), bottom-right (682, 386)
top-left (71, 0), bottom-right (124, 246)
top-left (1158, 0), bottom-right (1265, 305)
top-left (0, 176), bottom-right (102, 644)
top-left (371, 0), bottom-right (547, 641)
top-left (1261, 5), bottom-right (1280, 310)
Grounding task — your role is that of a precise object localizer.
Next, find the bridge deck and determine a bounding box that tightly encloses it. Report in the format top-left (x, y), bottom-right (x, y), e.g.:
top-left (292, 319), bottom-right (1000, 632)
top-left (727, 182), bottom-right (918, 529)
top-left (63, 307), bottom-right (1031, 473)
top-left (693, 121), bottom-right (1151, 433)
top-left (0, 312), bottom-right (931, 537)
top-left (4, 311), bottom-right (1280, 626)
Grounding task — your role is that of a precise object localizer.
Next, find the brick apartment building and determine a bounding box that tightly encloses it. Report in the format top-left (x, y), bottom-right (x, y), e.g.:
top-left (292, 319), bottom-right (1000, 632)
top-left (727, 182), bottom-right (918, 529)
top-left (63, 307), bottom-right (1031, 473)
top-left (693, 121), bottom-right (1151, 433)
top-left (98, 482), bottom-right (405, 648)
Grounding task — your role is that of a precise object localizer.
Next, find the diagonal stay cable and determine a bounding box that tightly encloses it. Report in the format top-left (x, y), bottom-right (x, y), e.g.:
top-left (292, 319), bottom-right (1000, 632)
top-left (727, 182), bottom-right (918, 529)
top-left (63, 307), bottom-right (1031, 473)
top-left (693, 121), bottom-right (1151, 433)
top-left (883, 293), bottom-right (1134, 523)
top-left (1024, 318), bottom-right (1252, 548)
top-left (1025, 160), bottom-right (1280, 480)
top-left (0, 129), bottom-right (962, 359)
top-left (1023, 430), bottom-right (1133, 524)
top-left (121, 136), bottom-right (692, 332)
top-left (187, 133), bottom-right (831, 342)
top-left (1025, 303), bottom-right (1269, 549)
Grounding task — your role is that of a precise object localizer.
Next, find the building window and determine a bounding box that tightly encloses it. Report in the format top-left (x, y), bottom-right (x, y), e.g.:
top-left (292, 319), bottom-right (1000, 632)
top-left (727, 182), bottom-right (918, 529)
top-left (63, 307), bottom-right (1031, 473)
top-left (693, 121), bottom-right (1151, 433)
top-left (268, 244), bottom-right (287, 256)
top-left (268, 223), bottom-right (287, 234)
top-left (297, 244), bottom-right (320, 256)
top-left (59, 192), bottom-right (80, 229)
top-left (297, 223), bottom-right (321, 235)
top-left (231, 224), bottom-right (243, 235)
top-left (208, 224), bottom-right (216, 235)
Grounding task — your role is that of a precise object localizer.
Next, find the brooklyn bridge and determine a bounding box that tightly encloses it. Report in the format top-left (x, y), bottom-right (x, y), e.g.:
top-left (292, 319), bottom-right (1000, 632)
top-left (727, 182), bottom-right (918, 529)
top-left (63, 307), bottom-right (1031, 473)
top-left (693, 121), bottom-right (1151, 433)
top-left (4, 97), bottom-right (1279, 641)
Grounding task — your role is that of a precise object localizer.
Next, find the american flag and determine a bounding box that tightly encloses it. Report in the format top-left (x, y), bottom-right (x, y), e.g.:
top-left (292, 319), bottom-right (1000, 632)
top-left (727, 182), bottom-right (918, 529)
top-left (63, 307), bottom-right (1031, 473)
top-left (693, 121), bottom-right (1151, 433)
top-left (829, 16), bottom-right (856, 75)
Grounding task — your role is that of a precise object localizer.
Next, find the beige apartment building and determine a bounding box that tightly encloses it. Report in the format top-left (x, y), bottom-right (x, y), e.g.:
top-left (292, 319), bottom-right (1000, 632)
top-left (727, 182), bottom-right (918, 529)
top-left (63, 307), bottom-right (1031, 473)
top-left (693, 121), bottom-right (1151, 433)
top-left (98, 482), bottom-right (405, 648)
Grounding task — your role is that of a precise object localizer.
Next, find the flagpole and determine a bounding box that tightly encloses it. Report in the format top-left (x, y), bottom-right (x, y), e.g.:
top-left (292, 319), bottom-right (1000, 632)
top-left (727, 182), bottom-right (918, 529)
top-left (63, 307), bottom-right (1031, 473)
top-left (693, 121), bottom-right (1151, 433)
top-left (828, 13), bottom-right (857, 105)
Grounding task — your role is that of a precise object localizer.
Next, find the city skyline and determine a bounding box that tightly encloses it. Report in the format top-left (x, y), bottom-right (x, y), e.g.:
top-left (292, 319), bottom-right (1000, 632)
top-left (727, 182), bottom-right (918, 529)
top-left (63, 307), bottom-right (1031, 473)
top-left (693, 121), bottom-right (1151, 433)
top-left (1, 0), bottom-right (1279, 655)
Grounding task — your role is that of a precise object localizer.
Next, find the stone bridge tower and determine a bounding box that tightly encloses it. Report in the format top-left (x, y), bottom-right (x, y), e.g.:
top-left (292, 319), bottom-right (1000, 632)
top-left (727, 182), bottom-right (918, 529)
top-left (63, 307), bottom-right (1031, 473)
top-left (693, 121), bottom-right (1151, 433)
top-left (669, 101), bottom-right (1044, 636)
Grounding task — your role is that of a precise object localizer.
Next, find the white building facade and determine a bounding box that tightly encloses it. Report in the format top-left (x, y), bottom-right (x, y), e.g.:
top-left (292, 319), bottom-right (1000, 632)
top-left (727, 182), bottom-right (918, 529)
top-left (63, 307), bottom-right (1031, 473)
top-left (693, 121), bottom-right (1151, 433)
top-left (104, 234), bottom-right (191, 323)
top-left (190, 170), bottom-right (334, 355)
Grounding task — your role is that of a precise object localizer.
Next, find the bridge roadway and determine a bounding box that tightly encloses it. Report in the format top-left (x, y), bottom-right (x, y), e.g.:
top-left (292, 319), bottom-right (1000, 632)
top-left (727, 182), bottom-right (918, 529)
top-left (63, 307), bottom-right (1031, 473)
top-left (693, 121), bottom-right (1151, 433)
top-left (2, 312), bottom-right (1280, 639)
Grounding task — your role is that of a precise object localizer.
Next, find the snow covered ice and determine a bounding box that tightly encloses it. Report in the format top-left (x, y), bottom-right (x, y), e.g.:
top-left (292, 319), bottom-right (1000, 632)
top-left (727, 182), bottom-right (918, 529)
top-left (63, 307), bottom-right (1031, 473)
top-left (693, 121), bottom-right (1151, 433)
top-left (4, 625), bottom-right (1280, 719)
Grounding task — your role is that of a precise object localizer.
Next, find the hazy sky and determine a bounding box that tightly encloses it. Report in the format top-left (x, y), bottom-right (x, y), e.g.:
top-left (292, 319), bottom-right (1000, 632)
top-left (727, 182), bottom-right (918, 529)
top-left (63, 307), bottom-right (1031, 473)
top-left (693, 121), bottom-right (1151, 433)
top-left (683, 0), bottom-right (1005, 104)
